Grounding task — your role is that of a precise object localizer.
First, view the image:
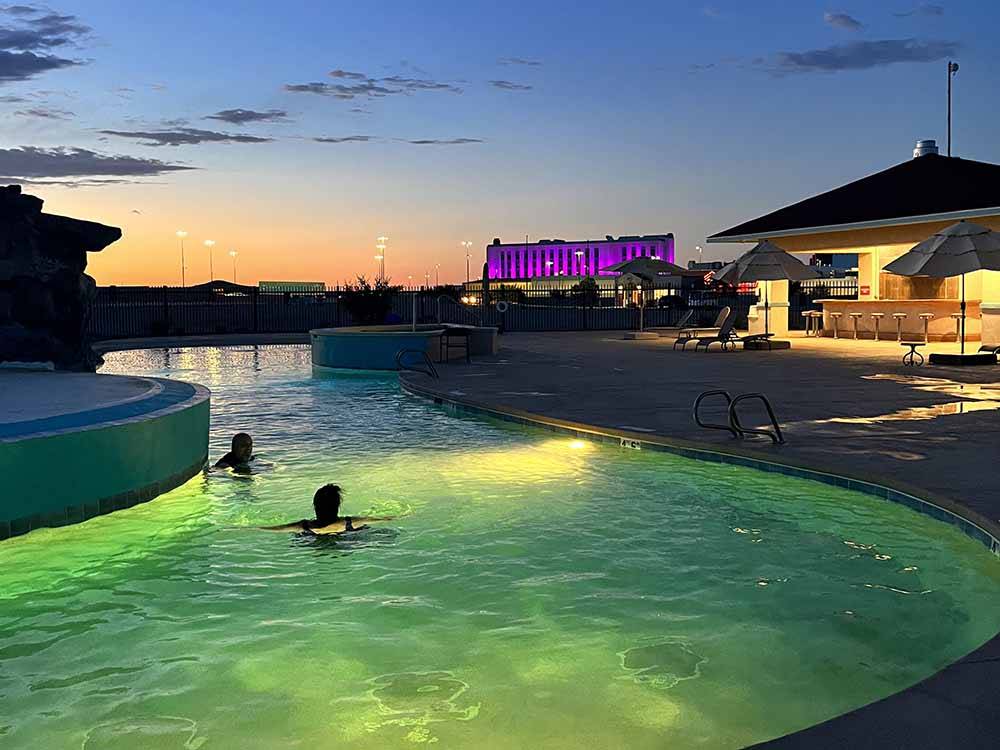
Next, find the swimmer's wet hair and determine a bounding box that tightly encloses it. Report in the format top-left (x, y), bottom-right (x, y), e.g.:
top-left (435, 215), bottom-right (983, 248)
top-left (231, 432), bottom-right (253, 448)
top-left (313, 484), bottom-right (343, 524)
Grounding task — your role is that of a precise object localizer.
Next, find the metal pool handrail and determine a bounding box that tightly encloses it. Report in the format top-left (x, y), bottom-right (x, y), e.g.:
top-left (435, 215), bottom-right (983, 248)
top-left (694, 390), bottom-right (785, 444)
top-left (729, 392), bottom-right (785, 444)
top-left (693, 390), bottom-right (739, 438)
top-left (395, 349), bottom-right (439, 379)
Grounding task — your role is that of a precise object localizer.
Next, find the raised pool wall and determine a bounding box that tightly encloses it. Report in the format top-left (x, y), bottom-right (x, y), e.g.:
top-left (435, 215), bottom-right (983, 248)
top-left (0, 378), bottom-right (209, 539)
top-left (311, 325), bottom-right (445, 370)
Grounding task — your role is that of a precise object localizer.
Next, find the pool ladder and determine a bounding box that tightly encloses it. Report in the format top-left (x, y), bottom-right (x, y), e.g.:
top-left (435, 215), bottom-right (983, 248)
top-left (693, 390), bottom-right (785, 445)
top-left (395, 349), bottom-right (439, 379)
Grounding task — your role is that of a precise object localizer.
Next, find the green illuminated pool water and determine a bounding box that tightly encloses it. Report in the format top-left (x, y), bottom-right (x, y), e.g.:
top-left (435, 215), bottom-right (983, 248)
top-left (2, 345), bottom-right (1000, 749)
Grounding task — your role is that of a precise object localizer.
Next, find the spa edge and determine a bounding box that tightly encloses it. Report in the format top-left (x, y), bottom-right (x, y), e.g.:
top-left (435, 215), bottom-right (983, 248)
top-left (707, 142), bottom-right (1000, 345)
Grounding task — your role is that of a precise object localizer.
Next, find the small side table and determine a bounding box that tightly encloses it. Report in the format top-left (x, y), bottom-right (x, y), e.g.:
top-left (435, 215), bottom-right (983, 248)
top-left (902, 341), bottom-right (925, 366)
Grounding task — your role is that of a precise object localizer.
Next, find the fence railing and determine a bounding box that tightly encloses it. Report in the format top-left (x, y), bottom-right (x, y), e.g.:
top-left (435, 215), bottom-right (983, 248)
top-left (86, 285), bottom-right (771, 340)
top-left (788, 278), bottom-right (858, 329)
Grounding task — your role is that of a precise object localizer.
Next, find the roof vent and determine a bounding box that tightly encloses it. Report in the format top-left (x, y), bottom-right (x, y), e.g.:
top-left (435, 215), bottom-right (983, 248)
top-left (913, 139), bottom-right (939, 158)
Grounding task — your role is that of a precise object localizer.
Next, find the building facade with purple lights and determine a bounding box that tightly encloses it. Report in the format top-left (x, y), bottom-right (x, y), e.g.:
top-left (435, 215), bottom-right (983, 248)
top-left (486, 234), bottom-right (674, 280)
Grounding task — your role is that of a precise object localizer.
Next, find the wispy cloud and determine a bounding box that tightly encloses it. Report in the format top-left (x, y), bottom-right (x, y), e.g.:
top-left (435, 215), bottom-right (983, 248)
top-left (489, 79), bottom-right (532, 91)
top-left (313, 135), bottom-right (374, 143)
top-left (0, 145), bottom-right (194, 183)
top-left (497, 57), bottom-right (541, 66)
top-left (402, 138), bottom-right (483, 145)
top-left (206, 108), bottom-right (290, 125)
top-left (313, 136), bottom-right (484, 146)
top-left (702, 6), bottom-right (721, 17)
top-left (14, 104), bottom-right (71, 119)
top-left (285, 69), bottom-right (462, 99)
top-left (99, 127), bottom-right (275, 147)
top-left (688, 62), bottom-right (716, 73)
top-left (768, 38), bottom-right (959, 74)
top-left (0, 7), bottom-right (90, 83)
top-left (894, 4), bottom-right (944, 17)
top-left (823, 11), bottom-right (863, 31)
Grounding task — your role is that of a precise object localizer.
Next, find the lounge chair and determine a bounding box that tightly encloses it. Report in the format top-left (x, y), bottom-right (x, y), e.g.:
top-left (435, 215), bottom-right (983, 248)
top-left (691, 313), bottom-right (776, 351)
top-left (673, 306), bottom-right (732, 349)
top-left (648, 309), bottom-right (694, 337)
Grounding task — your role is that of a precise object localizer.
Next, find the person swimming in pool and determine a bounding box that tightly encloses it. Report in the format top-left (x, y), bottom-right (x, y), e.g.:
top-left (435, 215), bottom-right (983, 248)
top-left (262, 484), bottom-right (394, 535)
top-left (215, 433), bottom-right (255, 470)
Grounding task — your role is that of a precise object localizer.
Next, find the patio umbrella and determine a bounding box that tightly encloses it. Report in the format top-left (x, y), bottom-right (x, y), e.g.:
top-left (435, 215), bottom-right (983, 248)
top-left (883, 221), bottom-right (1000, 354)
top-left (713, 240), bottom-right (821, 335)
top-left (602, 256), bottom-right (688, 277)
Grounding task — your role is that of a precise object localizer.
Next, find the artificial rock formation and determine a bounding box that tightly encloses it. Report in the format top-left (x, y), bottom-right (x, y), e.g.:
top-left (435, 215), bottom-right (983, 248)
top-left (0, 185), bottom-right (121, 371)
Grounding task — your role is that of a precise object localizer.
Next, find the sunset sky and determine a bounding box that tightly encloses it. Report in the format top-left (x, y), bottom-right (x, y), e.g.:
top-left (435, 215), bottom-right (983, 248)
top-left (2, 0), bottom-right (997, 287)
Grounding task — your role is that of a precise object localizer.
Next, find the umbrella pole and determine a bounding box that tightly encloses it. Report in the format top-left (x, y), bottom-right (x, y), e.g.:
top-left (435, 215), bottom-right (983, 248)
top-left (960, 273), bottom-right (966, 355)
top-left (764, 282), bottom-right (770, 336)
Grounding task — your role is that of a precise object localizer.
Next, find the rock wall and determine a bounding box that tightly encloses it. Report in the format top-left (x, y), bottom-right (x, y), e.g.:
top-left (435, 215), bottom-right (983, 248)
top-left (0, 185), bottom-right (121, 371)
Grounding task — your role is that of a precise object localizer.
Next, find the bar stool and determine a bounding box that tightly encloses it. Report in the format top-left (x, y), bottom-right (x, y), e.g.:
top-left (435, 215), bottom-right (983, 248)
top-left (829, 311), bottom-right (843, 339)
top-left (848, 312), bottom-right (864, 340)
top-left (918, 312), bottom-right (935, 343)
top-left (892, 312), bottom-right (907, 342)
top-left (807, 310), bottom-right (823, 336)
top-left (801, 310), bottom-right (814, 335)
top-left (949, 312), bottom-right (963, 341)
top-left (870, 312), bottom-right (885, 341)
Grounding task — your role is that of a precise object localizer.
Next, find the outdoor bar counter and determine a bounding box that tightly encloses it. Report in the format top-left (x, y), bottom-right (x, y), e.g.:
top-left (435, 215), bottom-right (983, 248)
top-left (817, 298), bottom-right (980, 341)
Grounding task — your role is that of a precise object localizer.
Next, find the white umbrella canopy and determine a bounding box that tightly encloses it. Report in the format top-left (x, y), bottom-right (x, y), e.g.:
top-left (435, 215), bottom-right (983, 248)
top-left (882, 221), bottom-right (1000, 277)
top-left (714, 240), bottom-right (821, 285)
top-left (883, 221), bottom-right (1000, 354)
top-left (602, 256), bottom-right (688, 278)
top-left (713, 240), bottom-right (820, 335)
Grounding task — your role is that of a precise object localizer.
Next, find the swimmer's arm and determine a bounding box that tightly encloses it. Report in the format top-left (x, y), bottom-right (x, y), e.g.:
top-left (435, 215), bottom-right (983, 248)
top-left (259, 522), bottom-right (307, 532)
top-left (353, 516), bottom-right (395, 523)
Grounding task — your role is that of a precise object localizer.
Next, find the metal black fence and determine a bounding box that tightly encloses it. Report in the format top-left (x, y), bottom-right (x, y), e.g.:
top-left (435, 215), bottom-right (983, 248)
top-left (788, 278), bottom-right (858, 329)
top-left (86, 284), bottom-right (767, 340)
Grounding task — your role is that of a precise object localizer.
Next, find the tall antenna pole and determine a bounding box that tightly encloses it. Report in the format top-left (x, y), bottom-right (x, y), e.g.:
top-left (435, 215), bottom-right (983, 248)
top-left (947, 60), bottom-right (959, 157)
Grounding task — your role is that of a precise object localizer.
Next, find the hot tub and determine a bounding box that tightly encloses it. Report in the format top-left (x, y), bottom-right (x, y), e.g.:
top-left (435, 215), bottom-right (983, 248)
top-left (310, 325), bottom-right (446, 370)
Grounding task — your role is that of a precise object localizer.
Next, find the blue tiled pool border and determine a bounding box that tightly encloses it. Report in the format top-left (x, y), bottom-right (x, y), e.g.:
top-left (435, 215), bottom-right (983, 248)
top-left (401, 377), bottom-right (1000, 557)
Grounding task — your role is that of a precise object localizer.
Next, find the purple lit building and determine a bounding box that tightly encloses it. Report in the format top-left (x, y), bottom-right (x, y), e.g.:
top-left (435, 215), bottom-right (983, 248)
top-left (486, 234), bottom-right (675, 280)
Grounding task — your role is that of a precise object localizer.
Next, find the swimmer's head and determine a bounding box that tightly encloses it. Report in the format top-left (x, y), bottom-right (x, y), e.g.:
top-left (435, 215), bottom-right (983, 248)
top-left (314, 484), bottom-right (342, 524)
top-left (230, 433), bottom-right (253, 462)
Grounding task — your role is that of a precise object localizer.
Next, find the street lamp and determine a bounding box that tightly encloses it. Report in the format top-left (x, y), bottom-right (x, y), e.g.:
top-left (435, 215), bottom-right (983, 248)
top-left (376, 235), bottom-right (388, 282)
top-left (424, 271), bottom-right (430, 288)
top-left (696, 245), bottom-right (703, 265)
top-left (204, 239), bottom-right (216, 282)
top-left (574, 250), bottom-right (584, 276)
top-left (229, 250), bottom-right (238, 284)
top-left (176, 230), bottom-right (188, 287)
top-left (461, 240), bottom-right (473, 283)
top-left (435, 263), bottom-right (441, 286)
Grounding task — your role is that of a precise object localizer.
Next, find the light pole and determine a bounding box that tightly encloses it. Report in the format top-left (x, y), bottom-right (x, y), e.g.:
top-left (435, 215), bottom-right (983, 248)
top-left (435, 263), bottom-right (441, 286)
top-left (461, 240), bottom-right (473, 283)
top-left (696, 245), bottom-right (703, 265)
top-left (229, 250), bottom-right (238, 284)
top-left (176, 230), bottom-right (188, 287)
top-left (204, 239), bottom-right (216, 282)
top-left (424, 271), bottom-right (430, 288)
top-left (947, 60), bottom-right (959, 156)
top-left (376, 235), bottom-right (388, 283)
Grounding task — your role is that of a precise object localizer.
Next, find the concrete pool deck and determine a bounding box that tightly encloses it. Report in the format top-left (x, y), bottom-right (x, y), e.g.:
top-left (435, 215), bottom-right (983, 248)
top-left (399, 330), bottom-right (1000, 749)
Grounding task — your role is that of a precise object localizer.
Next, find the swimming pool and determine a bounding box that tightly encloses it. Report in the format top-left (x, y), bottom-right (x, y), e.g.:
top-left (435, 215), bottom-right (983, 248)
top-left (2, 344), bottom-right (999, 749)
